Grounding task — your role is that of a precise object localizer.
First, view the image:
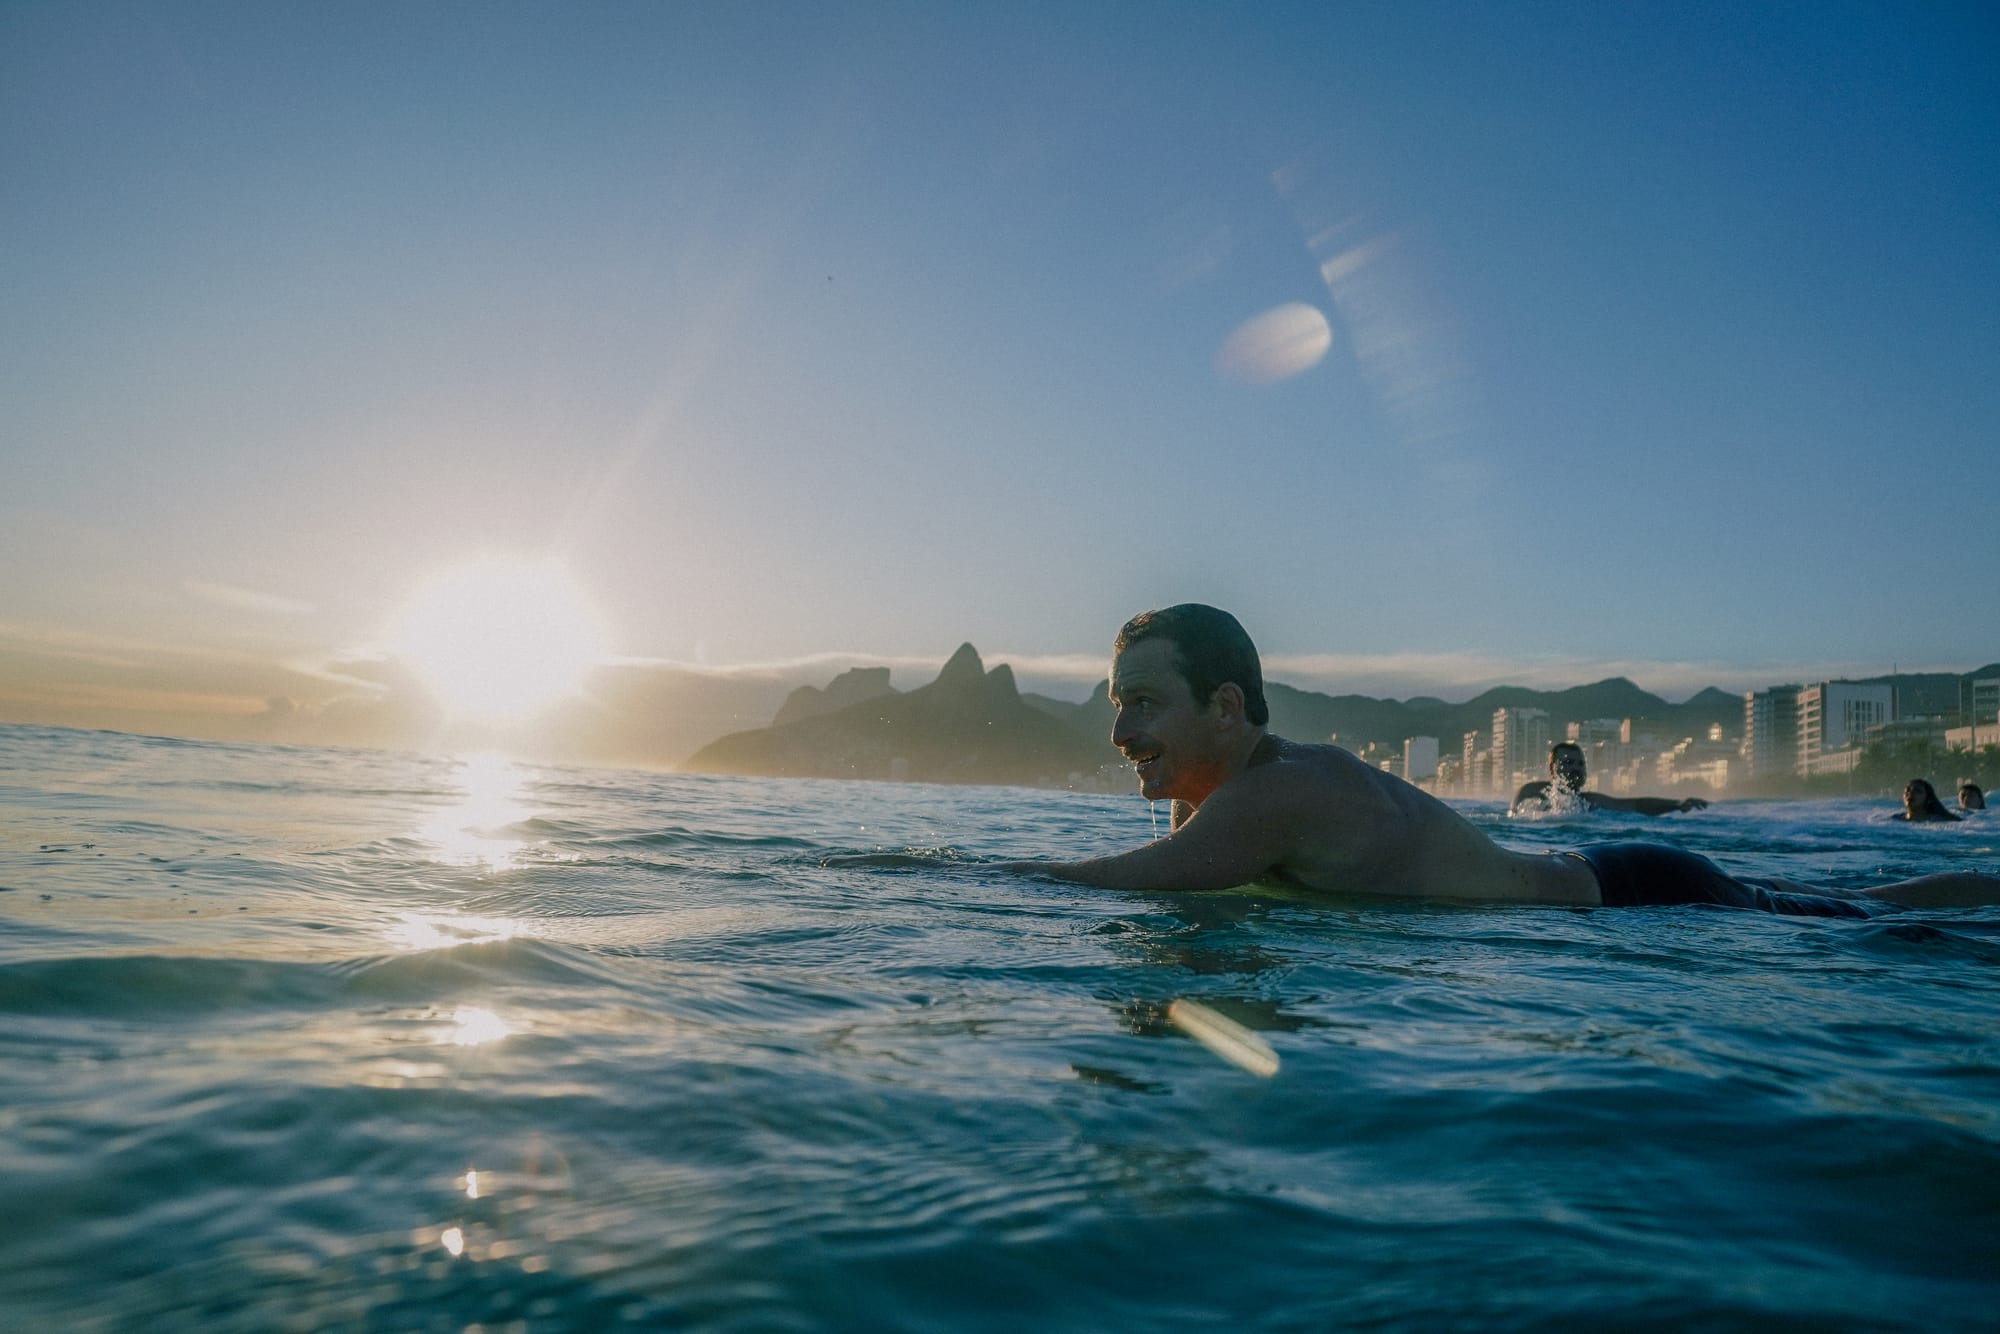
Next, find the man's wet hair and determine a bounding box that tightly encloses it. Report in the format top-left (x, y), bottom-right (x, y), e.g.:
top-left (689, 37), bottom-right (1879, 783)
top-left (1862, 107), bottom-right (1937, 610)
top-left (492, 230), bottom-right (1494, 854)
top-left (1115, 604), bottom-right (1270, 726)
top-left (1549, 742), bottom-right (1584, 760)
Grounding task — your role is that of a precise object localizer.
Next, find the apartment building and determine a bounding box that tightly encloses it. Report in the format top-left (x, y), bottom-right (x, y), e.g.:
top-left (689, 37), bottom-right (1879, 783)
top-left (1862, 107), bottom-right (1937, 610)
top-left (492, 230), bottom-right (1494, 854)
top-left (1491, 707), bottom-right (1550, 790)
top-left (1796, 681), bottom-right (1895, 776)
top-left (1742, 684), bottom-right (1801, 780)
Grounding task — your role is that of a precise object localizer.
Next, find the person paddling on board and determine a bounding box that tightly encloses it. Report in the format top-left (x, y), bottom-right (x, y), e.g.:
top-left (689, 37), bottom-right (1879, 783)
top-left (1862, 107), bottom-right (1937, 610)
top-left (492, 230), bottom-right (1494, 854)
top-left (972, 604), bottom-right (2000, 913)
top-left (1509, 741), bottom-right (1708, 816)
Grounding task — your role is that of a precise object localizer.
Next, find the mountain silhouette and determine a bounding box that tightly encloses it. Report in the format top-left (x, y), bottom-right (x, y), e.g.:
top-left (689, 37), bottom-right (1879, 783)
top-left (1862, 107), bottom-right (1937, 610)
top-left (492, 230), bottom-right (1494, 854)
top-left (772, 666), bottom-right (896, 727)
top-left (683, 644), bottom-right (1115, 787)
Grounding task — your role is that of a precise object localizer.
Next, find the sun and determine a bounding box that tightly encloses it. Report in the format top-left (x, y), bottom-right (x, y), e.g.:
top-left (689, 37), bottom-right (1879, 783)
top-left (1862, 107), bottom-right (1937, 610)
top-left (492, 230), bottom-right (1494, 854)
top-left (387, 558), bottom-right (610, 721)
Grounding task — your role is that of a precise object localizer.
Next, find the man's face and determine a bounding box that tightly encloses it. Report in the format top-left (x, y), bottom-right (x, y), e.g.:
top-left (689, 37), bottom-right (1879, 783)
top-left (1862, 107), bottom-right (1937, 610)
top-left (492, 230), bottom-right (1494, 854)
top-left (1108, 637), bottom-right (1229, 803)
top-left (1550, 747), bottom-right (1587, 790)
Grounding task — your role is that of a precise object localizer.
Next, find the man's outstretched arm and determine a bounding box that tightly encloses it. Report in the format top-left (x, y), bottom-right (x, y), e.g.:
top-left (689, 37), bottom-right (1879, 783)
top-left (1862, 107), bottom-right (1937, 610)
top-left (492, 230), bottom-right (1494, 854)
top-left (1582, 793), bottom-right (1709, 815)
top-left (1000, 774), bottom-right (1302, 891)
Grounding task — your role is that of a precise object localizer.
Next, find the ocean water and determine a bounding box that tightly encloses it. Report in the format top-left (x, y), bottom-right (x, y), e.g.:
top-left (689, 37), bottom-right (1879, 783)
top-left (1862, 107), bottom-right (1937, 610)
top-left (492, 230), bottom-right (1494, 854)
top-left (2, 723), bottom-right (1997, 1332)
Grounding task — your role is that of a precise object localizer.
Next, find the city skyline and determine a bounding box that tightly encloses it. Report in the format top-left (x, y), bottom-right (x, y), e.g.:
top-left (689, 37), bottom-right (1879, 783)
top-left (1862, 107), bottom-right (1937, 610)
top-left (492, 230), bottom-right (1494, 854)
top-left (1361, 670), bottom-right (1999, 798)
top-left (5, 4), bottom-right (1997, 746)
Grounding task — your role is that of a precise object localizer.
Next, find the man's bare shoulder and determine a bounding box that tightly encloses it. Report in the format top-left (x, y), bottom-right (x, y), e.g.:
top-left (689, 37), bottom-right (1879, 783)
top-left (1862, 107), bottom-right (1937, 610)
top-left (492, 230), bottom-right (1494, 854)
top-left (1220, 737), bottom-right (1376, 806)
top-left (1257, 737), bottom-right (1379, 782)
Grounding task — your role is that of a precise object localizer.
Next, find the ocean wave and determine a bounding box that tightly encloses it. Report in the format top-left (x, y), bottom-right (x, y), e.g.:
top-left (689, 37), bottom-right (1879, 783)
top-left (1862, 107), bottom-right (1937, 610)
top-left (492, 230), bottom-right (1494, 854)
top-left (6, 724), bottom-right (2000, 1330)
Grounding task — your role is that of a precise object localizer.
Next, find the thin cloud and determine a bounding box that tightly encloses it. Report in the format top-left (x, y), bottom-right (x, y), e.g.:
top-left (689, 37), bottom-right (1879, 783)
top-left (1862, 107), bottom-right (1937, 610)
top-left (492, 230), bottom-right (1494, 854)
top-left (0, 620), bottom-right (144, 669)
top-left (605, 650), bottom-right (931, 680)
top-left (598, 645), bottom-right (1948, 703)
top-left (184, 580), bottom-right (316, 616)
top-left (0, 619), bottom-right (332, 673)
top-left (0, 680), bottom-right (273, 716)
top-left (985, 652), bottom-right (1113, 683)
top-left (0, 619), bottom-right (202, 668)
top-left (607, 648), bottom-right (1115, 690)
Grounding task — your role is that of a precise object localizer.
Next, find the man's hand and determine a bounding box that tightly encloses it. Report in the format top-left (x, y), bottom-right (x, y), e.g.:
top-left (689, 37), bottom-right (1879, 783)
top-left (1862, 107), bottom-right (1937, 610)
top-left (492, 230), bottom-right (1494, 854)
top-left (1583, 793), bottom-right (1711, 816)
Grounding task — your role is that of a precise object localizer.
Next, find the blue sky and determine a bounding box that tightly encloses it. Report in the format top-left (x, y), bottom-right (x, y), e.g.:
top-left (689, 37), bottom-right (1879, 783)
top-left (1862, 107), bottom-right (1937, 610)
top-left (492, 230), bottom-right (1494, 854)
top-left (4, 1), bottom-right (1996, 728)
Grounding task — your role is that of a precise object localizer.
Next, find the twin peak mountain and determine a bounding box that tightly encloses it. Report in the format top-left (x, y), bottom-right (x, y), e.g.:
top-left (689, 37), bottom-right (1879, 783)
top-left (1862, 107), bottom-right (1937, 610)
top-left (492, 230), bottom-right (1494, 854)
top-left (682, 645), bottom-right (1118, 788)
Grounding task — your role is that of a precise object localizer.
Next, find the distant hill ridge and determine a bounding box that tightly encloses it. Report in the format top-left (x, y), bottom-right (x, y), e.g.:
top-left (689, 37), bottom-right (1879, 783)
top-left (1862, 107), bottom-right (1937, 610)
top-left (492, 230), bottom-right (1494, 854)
top-left (1027, 675), bottom-right (1749, 755)
top-left (683, 644), bottom-right (1112, 787)
top-left (772, 666), bottom-right (896, 727)
top-left (687, 648), bottom-right (2000, 787)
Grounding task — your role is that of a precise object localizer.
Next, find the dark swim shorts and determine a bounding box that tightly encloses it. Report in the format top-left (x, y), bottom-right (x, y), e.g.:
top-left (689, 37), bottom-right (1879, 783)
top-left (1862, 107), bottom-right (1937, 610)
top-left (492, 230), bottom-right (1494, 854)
top-left (1568, 842), bottom-right (1889, 918)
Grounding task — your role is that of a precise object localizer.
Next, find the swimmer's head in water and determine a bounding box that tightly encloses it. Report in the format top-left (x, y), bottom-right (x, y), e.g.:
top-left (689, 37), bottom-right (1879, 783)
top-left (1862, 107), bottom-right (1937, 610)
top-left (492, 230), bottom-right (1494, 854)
top-left (1547, 741), bottom-right (1588, 791)
top-left (1959, 783), bottom-right (1986, 811)
top-left (1904, 779), bottom-right (1949, 818)
top-left (1114, 604), bottom-right (1269, 727)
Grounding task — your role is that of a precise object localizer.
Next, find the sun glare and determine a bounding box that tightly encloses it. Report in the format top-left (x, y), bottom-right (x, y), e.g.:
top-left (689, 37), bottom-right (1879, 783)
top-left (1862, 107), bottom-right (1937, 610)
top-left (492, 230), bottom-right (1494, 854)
top-left (389, 559), bottom-right (609, 721)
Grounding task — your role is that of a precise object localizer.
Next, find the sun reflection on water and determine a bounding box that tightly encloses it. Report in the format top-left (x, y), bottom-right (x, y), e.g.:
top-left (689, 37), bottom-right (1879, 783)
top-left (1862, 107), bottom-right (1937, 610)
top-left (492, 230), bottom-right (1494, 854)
top-left (448, 1006), bottom-right (512, 1046)
top-left (425, 1154), bottom-right (570, 1274)
top-left (416, 752), bottom-right (534, 868)
top-left (385, 910), bottom-right (524, 952)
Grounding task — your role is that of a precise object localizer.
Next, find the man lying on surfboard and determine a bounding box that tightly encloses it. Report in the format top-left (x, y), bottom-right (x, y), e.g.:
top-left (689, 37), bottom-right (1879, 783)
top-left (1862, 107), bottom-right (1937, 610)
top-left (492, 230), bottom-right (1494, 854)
top-left (983, 604), bottom-right (2000, 914)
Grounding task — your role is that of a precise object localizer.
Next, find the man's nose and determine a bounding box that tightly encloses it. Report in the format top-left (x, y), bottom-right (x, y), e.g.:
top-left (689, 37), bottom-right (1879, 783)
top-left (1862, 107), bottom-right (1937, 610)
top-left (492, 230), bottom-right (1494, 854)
top-left (1111, 709), bottom-right (1135, 748)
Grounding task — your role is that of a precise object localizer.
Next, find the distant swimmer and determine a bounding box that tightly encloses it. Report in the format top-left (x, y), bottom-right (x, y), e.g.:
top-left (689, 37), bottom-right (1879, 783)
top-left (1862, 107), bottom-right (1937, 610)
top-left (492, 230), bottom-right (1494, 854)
top-left (1897, 778), bottom-right (1961, 823)
top-left (1509, 741), bottom-right (1709, 817)
top-left (1960, 783), bottom-right (1987, 813)
top-left (866, 604), bottom-right (2000, 914)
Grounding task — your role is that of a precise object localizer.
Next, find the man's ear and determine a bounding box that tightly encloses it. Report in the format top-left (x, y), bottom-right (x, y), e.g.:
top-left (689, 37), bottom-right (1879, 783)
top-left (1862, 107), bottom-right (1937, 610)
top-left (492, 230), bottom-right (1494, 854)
top-left (1210, 681), bottom-right (1246, 723)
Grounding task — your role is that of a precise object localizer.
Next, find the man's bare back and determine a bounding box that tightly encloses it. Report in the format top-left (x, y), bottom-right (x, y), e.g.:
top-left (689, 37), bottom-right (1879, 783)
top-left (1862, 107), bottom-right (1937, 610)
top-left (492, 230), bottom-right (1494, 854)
top-left (1112, 732), bottom-right (1592, 908)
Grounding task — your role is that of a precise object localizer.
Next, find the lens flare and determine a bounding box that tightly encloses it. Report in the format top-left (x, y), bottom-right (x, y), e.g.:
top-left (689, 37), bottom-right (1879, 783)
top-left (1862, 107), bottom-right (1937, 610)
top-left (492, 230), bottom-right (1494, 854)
top-left (1216, 302), bottom-right (1332, 383)
top-left (387, 558), bottom-right (609, 721)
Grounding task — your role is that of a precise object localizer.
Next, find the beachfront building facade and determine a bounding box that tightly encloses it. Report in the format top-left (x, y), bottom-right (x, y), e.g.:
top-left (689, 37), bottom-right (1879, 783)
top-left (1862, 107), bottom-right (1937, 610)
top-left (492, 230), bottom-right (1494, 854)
top-left (1448, 730), bottom-right (1498, 796)
top-left (1567, 718), bottom-right (1623, 748)
top-left (1796, 681), bottom-right (1895, 777)
top-left (1659, 728), bottom-right (1736, 790)
top-left (1406, 672), bottom-right (1990, 798)
top-left (1742, 685), bottom-right (1802, 780)
top-left (1492, 707), bottom-right (1550, 791)
top-left (1950, 678), bottom-right (2000, 753)
top-left (1975, 678), bottom-right (2000, 726)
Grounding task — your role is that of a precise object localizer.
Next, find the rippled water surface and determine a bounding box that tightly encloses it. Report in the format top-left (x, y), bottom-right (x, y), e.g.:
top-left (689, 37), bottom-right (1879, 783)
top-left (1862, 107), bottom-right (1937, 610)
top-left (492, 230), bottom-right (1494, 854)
top-left (3, 724), bottom-right (1998, 1330)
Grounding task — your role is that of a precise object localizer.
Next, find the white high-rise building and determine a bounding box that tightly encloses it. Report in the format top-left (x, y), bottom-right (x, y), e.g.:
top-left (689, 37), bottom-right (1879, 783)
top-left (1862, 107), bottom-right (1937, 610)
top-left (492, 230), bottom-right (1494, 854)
top-left (1797, 682), bottom-right (1894, 776)
top-left (1947, 678), bottom-right (2000, 753)
top-left (1492, 707), bottom-right (1551, 790)
top-left (1743, 685), bottom-right (1802, 779)
top-left (1567, 718), bottom-right (1622, 747)
top-left (1970, 678), bottom-right (2000, 729)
